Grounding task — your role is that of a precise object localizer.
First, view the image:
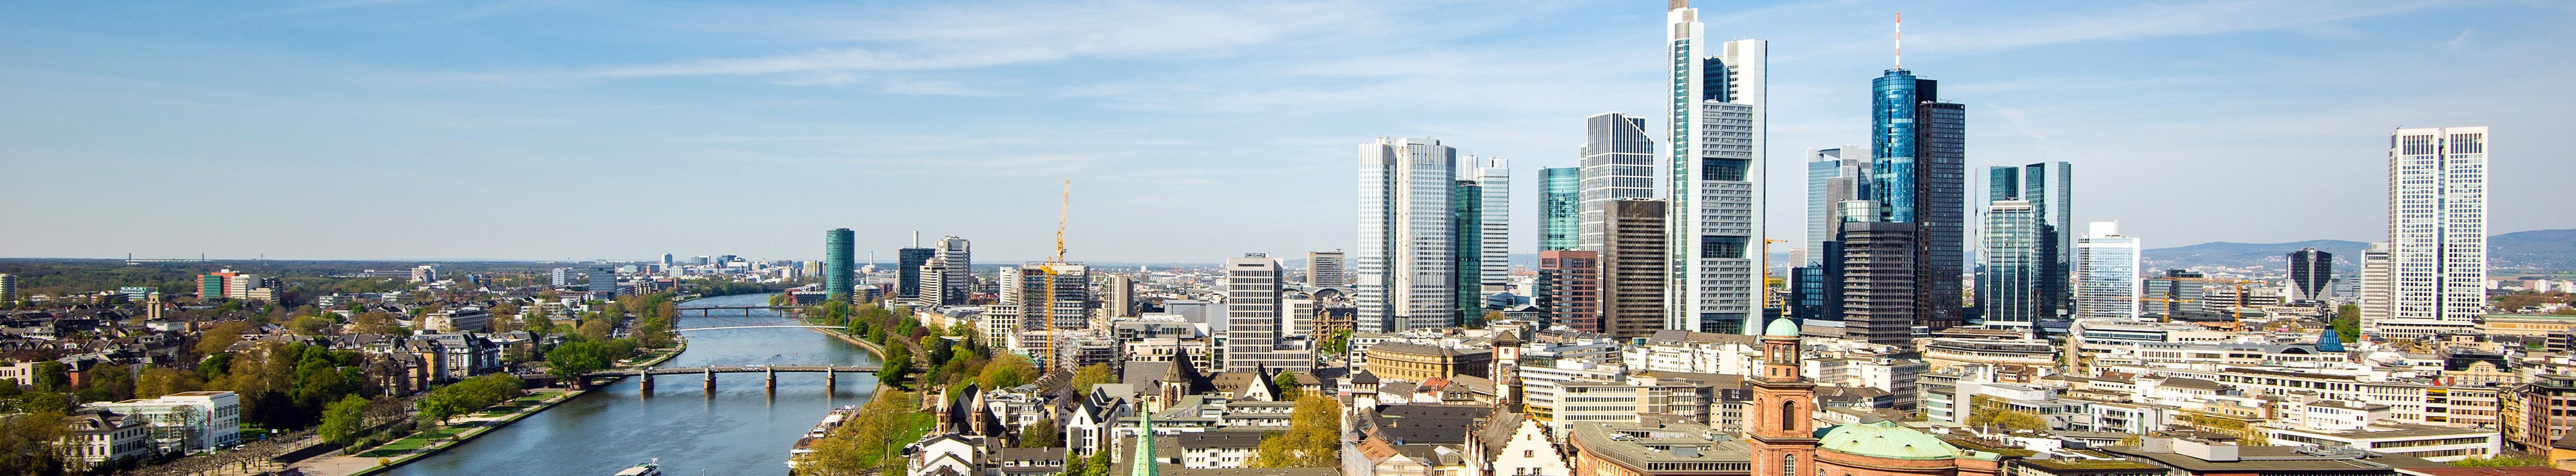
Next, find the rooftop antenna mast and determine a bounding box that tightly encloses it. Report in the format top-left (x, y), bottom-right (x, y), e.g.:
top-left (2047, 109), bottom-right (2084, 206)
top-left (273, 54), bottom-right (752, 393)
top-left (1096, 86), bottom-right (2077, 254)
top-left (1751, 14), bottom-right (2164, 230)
top-left (1894, 13), bottom-right (1903, 69)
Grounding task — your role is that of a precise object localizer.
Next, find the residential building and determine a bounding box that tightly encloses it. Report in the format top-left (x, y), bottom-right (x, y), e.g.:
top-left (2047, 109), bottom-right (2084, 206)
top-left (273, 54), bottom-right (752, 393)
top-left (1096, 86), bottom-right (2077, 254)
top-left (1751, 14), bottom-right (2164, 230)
top-left (1603, 199), bottom-right (1670, 339)
top-left (1871, 66), bottom-right (1968, 332)
top-left (1359, 138), bottom-right (1459, 332)
top-left (1668, 1), bottom-right (1767, 335)
top-left (1579, 111), bottom-right (1658, 252)
top-left (2373, 127), bottom-right (2487, 338)
top-left (422, 307), bottom-right (493, 333)
top-left (1542, 166), bottom-right (1581, 251)
top-left (2505, 376), bottom-right (2576, 453)
top-left (1307, 250), bottom-right (1347, 289)
top-left (2288, 247), bottom-right (2333, 304)
top-left (1493, 418), bottom-right (1573, 476)
top-left (2073, 222), bottom-right (2141, 320)
top-left (61, 410), bottom-right (151, 471)
top-left (1538, 250), bottom-right (1602, 333)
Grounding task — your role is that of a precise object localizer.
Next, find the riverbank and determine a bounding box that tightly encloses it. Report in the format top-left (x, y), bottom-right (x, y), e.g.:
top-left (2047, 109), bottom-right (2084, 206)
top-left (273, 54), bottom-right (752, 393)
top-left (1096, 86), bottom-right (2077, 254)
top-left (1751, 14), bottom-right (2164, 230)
top-left (289, 338), bottom-right (689, 476)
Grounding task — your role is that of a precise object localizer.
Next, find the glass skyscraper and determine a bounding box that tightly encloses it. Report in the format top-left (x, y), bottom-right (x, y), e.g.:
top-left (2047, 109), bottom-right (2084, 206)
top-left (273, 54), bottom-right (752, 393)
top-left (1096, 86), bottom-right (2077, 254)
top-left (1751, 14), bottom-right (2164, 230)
top-left (1806, 146), bottom-right (1866, 265)
top-left (1978, 200), bottom-right (2038, 332)
top-left (825, 228), bottom-right (854, 303)
top-left (1980, 162), bottom-right (2072, 329)
top-left (1668, 2), bottom-right (1767, 334)
top-left (1540, 167), bottom-right (1580, 251)
top-left (1870, 67), bottom-right (1965, 332)
top-left (1579, 112), bottom-right (1656, 251)
top-left (2072, 221), bottom-right (2140, 320)
top-left (1358, 138), bottom-right (1499, 332)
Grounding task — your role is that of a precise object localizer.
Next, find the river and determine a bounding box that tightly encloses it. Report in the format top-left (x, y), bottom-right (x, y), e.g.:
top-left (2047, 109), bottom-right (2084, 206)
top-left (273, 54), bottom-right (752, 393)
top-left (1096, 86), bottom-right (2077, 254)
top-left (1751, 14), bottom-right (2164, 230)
top-left (385, 293), bottom-right (881, 476)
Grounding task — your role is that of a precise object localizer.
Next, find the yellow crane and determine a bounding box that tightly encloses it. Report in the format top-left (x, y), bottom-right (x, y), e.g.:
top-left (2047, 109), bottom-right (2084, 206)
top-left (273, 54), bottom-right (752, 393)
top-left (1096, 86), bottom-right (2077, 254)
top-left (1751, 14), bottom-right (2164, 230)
top-left (1037, 180), bottom-right (1069, 370)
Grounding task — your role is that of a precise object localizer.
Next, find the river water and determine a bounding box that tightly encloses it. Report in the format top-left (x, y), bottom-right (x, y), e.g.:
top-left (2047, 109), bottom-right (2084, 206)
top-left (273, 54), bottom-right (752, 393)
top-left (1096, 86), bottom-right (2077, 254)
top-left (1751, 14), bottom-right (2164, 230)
top-left (385, 293), bottom-right (881, 476)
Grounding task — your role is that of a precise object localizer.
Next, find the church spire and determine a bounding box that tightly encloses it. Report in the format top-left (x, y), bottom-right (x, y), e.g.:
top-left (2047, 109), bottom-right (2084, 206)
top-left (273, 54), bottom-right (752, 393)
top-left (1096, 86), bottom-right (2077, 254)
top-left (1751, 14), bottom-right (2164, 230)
top-left (1129, 403), bottom-right (1159, 476)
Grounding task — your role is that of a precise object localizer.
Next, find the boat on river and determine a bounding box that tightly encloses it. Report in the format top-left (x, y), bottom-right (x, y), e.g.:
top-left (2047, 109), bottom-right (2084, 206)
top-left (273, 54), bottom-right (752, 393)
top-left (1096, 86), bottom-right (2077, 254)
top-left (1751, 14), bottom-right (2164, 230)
top-left (613, 458), bottom-right (662, 476)
top-left (787, 405), bottom-right (860, 468)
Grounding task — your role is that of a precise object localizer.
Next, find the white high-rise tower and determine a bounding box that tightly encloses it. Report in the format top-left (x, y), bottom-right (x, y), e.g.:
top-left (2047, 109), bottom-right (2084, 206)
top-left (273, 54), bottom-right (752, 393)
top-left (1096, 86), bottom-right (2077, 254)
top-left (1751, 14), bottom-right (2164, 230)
top-left (2368, 127), bottom-right (2486, 340)
top-left (1359, 138), bottom-right (1460, 332)
top-left (1668, 1), bottom-right (1767, 334)
top-left (1474, 157), bottom-right (1512, 295)
top-left (2071, 221), bottom-right (2141, 320)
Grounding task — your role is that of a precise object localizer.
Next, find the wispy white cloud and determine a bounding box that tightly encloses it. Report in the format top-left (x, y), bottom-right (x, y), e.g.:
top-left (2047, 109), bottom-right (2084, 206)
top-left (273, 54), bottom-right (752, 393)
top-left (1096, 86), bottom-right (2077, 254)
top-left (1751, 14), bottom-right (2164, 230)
top-left (2448, 28), bottom-right (2474, 51)
top-left (1920, 0), bottom-right (2457, 51)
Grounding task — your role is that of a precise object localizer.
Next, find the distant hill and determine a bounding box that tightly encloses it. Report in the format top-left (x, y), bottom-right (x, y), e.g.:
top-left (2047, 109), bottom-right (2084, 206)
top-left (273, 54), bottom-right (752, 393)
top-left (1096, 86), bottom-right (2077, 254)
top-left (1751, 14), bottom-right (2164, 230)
top-left (2491, 229), bottom-right (2576, 272)
top-left (2143, 239), bottom-right (2370, 272)
top-left (2141, 229), bottom-right (2576, 273)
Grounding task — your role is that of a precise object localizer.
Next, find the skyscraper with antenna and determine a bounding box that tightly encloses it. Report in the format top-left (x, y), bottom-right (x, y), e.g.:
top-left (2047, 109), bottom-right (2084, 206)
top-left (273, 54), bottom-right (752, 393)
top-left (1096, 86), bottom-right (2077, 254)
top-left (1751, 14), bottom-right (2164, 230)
top-left (1868, 13), bottom-right (1967, 332)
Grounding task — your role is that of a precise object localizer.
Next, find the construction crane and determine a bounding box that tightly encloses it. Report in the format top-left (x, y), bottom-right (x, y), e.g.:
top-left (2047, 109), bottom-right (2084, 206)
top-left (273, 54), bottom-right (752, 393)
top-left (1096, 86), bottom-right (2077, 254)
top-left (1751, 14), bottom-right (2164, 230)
top-left (1037, 180), bottom-right (1070, 370)
top-left (1762, 239), bottom-right (1790, 315)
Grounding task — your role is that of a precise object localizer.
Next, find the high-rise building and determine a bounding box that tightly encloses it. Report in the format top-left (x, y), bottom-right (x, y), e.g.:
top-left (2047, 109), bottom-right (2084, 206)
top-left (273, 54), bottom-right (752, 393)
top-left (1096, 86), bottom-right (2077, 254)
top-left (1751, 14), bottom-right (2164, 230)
top-left (2072, 222), bottom-right (2141, 320)
top-left (1224, 254), bottom-right (1309, 373)
top-left (1806, 146), bottom-right (1867, 265)
top-left (1011, 262), bottom-right (1089, 330)
top-left (1100, 273), bottom-right (1135, 318)
top-left (1540, 167), bottom-right (1581, 251)
top-left (1579, 112), bottom-right (1657, 251)
top-left (1871, 66), bottom-right (1967, 332)
top-left (935, 236), bottom-right (972, 305)
top-left (1305, 250), bottom-right (1347, 289)
top-left (1978, 200), bottom-right (2039, 332)
top-left (2371, 127), bottom-right (2487, 339)
top-left (1788, 241), bottom-right (1842, 334)
top-left (1982, 162), bottom-right (2074, 324)
top-left (1472, 157), bottom-right (1511, 296)
top-left (0, 273), bottom-right (18, 303)
top-left (1839, 220), bottom-right (1918, 345)
top-left (896, 244), bottom-right (935, 303)
top-left (1358, 138), bottom-right (1459, 332)
top-left (662, 254), bottom-right (674, 266)
top-left (1667, 2), bottom-right (1767, 334)
top-left (1602, 200), bottom-right (1669, 339)
top-left (825, 229), bottom-right (855, 303)
top-left (1537, 250), bottom-right (1602, 333)
top-left (916, 258), bottom-right (950, 308)
top-left (588, 266), bottom-right (617, 296)
top-left (2360, 242), bottom-right (2393, 328)
top-left (2288, 247), bottom-right (2333, 304)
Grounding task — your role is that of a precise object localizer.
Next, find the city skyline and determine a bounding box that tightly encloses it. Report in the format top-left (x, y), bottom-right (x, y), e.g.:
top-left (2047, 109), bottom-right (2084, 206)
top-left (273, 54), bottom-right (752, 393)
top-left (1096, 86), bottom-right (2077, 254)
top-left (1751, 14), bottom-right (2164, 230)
top-left (2, 1), bottom-right (2571, 262)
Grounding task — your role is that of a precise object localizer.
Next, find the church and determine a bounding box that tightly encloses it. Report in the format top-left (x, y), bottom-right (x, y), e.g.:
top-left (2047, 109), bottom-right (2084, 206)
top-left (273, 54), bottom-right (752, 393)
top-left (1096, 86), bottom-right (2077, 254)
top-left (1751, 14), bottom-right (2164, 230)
top-left (1749, 318), bottom-right (2006, 476)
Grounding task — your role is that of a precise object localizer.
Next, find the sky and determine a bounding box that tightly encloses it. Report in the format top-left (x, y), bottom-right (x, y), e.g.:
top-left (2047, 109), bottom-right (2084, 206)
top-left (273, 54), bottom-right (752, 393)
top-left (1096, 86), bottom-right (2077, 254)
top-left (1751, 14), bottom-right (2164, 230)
top-left (1, 0), bottom-right (2571, 264)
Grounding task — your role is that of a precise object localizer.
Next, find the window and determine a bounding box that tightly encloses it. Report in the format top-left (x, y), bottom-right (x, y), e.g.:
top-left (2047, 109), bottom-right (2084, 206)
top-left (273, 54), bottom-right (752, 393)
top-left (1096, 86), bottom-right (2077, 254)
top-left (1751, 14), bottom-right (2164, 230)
top-left (1782, 400), bottom-right (1798, 430)
top-left (1782, 453), bottom-right (1798, 476)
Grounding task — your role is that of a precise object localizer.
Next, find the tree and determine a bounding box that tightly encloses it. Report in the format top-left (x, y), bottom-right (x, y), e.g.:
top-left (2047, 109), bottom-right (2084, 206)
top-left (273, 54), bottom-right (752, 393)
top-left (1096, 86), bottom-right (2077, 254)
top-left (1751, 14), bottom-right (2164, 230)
top-left (290, 314), bottom-right (337, 335)
top-left (1070, 363), bottom-right (1116, 394)
top-left (978, 355), bottom-right (1037, 390)
top-left (196, 320), bottom-right (255, 357)
top-left (1019, 417), bottom-right (1059, 448)
top-left (1967, 395), bottom-right (2049, 432)
top-left (919, 336), bottom-right (952, 365)
top-left (2448, 454), bottom-right (2550, 467)
top-left (879, 345), bottom-right (914, 386)
top-left (1271, 371), bottom-right (1302, 400)
top-left (0, 410), bottom-right (68, 475)
top-left (318, 394), bottom-right (371, 445)
top-left (546, 340), bottom-right (614, 382)
top-left (1319, 329), bottom-right (1352, 355)
top-left (1251, 395), bottom-right (1340, 467)
top-left (2332, 305), bottom-right (2361, 343)
top-left (352, 311), bottom-right (403, 335)
top-left (32, 361), bottom-right (68, 392)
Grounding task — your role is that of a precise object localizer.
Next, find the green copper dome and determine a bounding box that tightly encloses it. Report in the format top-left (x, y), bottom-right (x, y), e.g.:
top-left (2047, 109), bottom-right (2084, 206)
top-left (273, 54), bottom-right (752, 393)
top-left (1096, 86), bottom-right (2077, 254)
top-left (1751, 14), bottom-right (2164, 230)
top-left (1764, 318), bottom-right (1800, 337)
top-left (1817, 421), bottom-right (1961, 460)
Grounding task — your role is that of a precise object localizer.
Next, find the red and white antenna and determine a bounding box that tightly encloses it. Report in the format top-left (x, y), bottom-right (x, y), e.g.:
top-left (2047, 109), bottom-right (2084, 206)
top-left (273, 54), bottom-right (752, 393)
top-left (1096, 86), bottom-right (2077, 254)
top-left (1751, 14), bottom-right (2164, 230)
top-left (1894, 13), bottom-right (1904, 69)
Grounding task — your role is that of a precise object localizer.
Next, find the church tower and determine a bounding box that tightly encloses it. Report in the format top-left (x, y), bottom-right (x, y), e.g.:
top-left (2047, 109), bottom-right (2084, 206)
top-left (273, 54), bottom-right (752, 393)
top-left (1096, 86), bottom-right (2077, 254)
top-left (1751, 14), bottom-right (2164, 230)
top-left (1749, 318), bottom-right (1819, 476)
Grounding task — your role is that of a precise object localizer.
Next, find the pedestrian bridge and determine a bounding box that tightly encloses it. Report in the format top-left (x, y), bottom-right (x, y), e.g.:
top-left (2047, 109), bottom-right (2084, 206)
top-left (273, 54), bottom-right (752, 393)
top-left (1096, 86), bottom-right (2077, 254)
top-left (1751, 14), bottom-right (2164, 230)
top-left (590, 365), bottom-right (883, 393)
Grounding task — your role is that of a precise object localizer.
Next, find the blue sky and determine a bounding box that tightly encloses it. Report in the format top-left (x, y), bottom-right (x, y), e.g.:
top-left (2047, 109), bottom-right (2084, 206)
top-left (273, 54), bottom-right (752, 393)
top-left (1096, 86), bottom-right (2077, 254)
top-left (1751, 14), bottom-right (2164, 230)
top-left (1, 0), bottom-right (2569, 263)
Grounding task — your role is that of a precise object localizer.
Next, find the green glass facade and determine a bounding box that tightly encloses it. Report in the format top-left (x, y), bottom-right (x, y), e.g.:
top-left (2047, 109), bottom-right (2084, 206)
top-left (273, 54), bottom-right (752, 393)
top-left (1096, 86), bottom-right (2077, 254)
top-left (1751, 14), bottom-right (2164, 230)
top-left (825, 228), bottom-right (854, 303)
top-left (1540, 167), bottom-right (1580, 251)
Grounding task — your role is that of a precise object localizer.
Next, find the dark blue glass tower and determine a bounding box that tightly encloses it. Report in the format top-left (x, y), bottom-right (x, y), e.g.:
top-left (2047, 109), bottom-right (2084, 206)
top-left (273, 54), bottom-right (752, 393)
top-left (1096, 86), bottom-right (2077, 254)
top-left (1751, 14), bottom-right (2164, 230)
top-left (1870, 68), bottom-right (1966, 332)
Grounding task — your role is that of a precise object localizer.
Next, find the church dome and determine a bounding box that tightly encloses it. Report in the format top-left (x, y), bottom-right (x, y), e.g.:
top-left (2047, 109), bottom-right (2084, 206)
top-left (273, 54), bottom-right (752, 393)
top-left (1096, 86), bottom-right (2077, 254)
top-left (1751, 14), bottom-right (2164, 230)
top-left (1764, 318), bottom-right (1800, 337)
top-left (1817, 420), bottom-right (1961, 460)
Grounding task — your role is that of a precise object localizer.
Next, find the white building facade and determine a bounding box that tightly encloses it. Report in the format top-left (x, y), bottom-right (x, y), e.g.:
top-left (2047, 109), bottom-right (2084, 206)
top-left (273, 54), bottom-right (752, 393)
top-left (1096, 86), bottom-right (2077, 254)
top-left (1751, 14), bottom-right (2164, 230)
top-left (1667, 3), bottom-right (1767, 335)
top-left (2072, 221), bottom-right (2141, 320)
top-left (2369, 127), bottom-right (2486, 339)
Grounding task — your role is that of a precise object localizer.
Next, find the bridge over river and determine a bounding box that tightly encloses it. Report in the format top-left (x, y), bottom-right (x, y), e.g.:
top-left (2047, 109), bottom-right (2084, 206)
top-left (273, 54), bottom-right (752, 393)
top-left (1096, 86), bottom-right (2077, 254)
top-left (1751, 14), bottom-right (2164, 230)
top-left (588, 364), bottom-right (882, 393)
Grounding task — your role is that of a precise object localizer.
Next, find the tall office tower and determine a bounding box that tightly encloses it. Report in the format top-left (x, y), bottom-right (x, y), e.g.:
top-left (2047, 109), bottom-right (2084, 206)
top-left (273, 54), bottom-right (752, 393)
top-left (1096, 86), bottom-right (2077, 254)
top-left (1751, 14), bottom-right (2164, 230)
top-left (896, 241), bottom-right (935, 303)
top-left (1602, 200), bottom-right (1670, 339)
top-left (662, 254), bottom-right (674, 266)
top-left (1224, 254), bottom-right (1292, 373)
top-left (1579, 112), bottom-right (1657, 251)
top-left (2359, 243), bottom-right (2393, 329)
top-left (0, 274), bottom-right (17, 303)
top-left (1982, 162), bottom-right (2074, 322)
top-left (1473, 157), bottom-right (1511, 295)
top-left (1668, 2), bottom-right (1768, 334)
top-left (2287, 247), bottom-right (2333, 304)
top-left (1306, 250), bottom-right (1347, 288)
top-left (935, 236), bottom-right (972, 305)
top-left (1540, 167), bottom-right (1581, 251)
top-left (1101, 273), bottom-right (1135, 318)
top-left (1358, 138), bottom-right (1459, 332)
top-left (1454, 177), bottom-right (1490, 325)
top-left (997, 265), bottom-right (1021, 303)
top-left (1871, 66), bottom-right (1967, 332)
top-left (1805, 146), bottom-right (1868, 264)
top-left (1537, 250), bottom-right (1602, 332)
top-left (825, 229), bottom-right (855, 303)
top-left (2373, 127), bottom-right (2487, 339)
top-left (2071, 222), bottom-right (2141, 320)
top-left (1977, 200), bottom-right (2039, 332)
top-left (916, 258), bottom-right (949, 308)
top-left (1838, 220), bottom-right (1919, 345)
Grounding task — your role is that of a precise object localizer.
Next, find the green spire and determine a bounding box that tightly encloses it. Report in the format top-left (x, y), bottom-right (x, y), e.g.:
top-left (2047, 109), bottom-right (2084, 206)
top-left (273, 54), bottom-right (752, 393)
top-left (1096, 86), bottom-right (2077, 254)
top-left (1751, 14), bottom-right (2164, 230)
top-left (1129, 401), bottom-right (1158, 476)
